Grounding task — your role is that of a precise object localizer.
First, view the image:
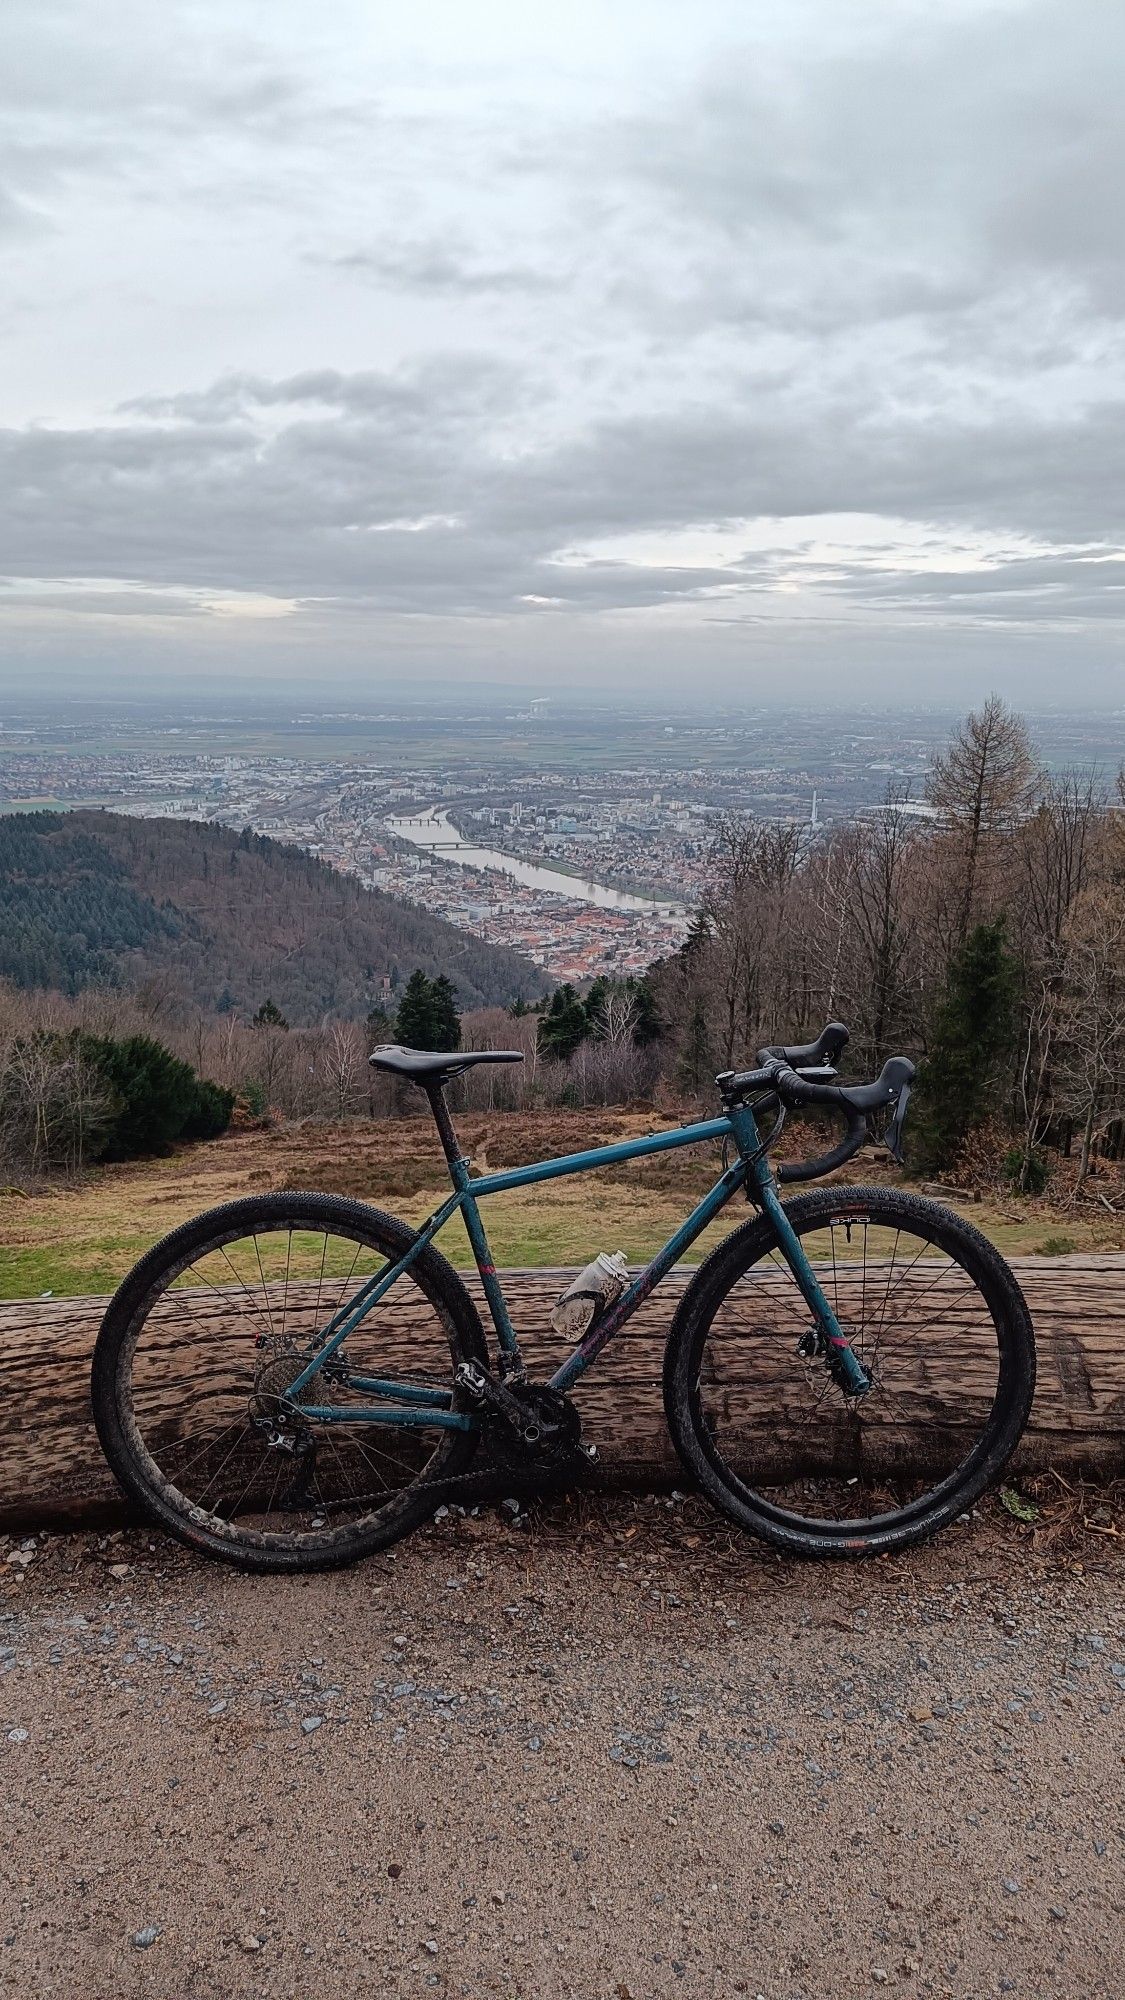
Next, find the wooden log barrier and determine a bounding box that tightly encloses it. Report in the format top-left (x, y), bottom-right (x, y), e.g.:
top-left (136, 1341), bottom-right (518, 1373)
top-left (0, 1256), bottom-right (1122, 1530)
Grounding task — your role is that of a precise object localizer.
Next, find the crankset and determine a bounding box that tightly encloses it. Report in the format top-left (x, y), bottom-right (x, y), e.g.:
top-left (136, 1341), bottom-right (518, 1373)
top-left (454, 1362), bottom-right (596, 1464)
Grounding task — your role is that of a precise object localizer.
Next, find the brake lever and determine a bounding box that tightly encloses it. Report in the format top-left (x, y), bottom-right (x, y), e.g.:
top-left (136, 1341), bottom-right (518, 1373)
top-left (882, 1081), bottom-right (912, 1166)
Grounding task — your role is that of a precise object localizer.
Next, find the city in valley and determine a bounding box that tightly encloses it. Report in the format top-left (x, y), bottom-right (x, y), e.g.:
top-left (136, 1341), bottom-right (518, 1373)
top-left (0, 693), bottom-right (1121, 982)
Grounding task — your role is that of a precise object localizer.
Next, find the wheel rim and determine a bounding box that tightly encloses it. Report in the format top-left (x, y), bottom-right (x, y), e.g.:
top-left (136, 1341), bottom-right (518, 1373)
top-left (117, 1212), bottom-right (466, 1551)
top-left (691, 1202), bottom-right (1016, 1534)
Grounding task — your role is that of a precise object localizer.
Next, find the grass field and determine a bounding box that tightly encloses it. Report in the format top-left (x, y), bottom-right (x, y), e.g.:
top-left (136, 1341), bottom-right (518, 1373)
top-left (1, 1111), bottom-right (1122, 1301)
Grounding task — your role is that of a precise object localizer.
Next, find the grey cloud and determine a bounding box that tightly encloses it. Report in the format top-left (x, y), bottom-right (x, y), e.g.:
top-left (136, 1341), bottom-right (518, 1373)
top-left (5, 362), bottom-right (1125, 627)
top-left (0, 179), bottom-right (45, 237)
top-left (593, 2), bottom-right (1125, 341)
top-left (813, 552), bottom-right (1125, 624)
top-left (327, 239), bottom-right (562, 297)
top-left (120, 358), bottom-right (522, 427)
top-left (2, 1), bottom-right (1125, 699)
top-left (0, 585), bottom-right (211, 618)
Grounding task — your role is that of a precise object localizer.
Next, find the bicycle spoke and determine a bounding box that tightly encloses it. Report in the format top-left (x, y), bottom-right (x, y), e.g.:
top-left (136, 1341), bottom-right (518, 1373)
top-left (117, 1207), bottom-right (467, 1552)
top-left (693, 1204), bottom-right (1007, 1525)
top-left (280, 1229), bottom-right (293, 1347)
top-left (195, 1423), bottom-right (255, 1507)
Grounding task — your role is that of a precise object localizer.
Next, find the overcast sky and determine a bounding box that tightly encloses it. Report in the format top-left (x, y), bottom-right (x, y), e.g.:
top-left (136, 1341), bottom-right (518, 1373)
top-left (2, 0), bottom-right (1124, 707)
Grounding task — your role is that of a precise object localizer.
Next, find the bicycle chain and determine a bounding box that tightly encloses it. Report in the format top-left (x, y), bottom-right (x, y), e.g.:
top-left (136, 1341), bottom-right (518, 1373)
top-left (428, 1432), bottom-right (596, 1508)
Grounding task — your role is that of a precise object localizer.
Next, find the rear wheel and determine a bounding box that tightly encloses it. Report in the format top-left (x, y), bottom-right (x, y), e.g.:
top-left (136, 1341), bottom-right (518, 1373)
top-left (91, 1193), bottom-right (485, 1572)
top-left (663, 1186), bottom-right (1035, 1556)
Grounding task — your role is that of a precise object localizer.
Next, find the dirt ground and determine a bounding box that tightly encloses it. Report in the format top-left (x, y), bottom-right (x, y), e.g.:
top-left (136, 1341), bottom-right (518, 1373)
top-left (0, 1493), bottom-right (1121, 2000)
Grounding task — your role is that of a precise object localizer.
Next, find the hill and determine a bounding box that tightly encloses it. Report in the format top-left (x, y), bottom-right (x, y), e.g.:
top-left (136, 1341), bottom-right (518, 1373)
top-left (0, 811), bottom-right (547, 1022)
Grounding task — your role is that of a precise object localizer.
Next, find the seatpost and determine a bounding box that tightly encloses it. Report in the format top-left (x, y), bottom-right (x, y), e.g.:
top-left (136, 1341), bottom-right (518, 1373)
top-left (425, 1084), bottom-right (466, 1176)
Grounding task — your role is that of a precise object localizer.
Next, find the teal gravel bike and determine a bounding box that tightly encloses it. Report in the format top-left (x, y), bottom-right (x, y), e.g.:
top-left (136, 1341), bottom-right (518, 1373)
top-left (91, 1023), bottom-right (1035, 1570)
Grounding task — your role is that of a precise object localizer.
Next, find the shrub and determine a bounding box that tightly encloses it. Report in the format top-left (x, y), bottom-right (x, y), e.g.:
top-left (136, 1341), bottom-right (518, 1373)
top-left (86, 1034), bottom-right (201, 1159)
top-left (1003, 1146), bottom-right (1050, 1195)
top-left (0, 1028), bottom-right (234, 1170)
top-left (181, 1078), bottom-right (236, 1141)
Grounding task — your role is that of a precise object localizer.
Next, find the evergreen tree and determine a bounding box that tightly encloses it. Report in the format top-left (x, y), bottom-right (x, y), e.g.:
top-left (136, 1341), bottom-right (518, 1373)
top-left (180, 1078), bottom-right (237, 1141)
top-left (395, 969), bottom-right (439, 1049)
top-left (430, 975), bottom-right (462, 1053)
top-left (680, 910), bottom-right (712, 961)
top-left (365, 1005), bottom-right (394, 1047)
top-left (537, 984), bottom-right (590, 1061)
top-left (584, 976), bottom-right (609, 1022)
top-left (631, 976), bottom-right (663, 1048)
top-left (252, 998), bottom-right (288, 1030)
top-left (677, 999), bottom-right (714, 1095)
top-left (914, 920), bottom-right (1019, 1168)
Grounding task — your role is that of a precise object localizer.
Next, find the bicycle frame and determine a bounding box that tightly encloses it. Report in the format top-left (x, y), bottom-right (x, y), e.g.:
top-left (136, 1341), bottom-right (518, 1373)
top-left (285, 1097), bottom-right (869, 1426)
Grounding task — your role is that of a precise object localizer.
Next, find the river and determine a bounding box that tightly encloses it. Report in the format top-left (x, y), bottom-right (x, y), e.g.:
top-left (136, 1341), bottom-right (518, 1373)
top-left (384, 808), bottom-right (687, 917)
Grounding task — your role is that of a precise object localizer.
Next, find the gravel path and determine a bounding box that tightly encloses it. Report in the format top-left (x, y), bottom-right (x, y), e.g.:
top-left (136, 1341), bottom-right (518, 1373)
top-left (0, 1495), bottom-right (1121, 1998)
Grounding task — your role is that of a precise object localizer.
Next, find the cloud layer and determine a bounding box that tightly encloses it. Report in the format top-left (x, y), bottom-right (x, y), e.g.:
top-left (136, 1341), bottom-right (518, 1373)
top-left (2, 0), bottom-right (1124, 702)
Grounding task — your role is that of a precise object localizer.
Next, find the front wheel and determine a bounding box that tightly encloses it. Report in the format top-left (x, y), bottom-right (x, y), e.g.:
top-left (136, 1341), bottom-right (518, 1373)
top-left (663, 1186), bottom-right (1035, 1557)
top-left (91, 1193), bottom-right (486, 1572)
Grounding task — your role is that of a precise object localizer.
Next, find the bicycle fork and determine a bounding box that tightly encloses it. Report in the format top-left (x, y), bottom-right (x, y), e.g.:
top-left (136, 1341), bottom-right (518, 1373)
top-left (744, 1144), bottom-right (871, 1399)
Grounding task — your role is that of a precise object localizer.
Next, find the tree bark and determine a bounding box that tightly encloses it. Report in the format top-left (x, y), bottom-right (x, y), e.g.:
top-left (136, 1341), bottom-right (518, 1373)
top-left (1, 1257), bottom-right (1124, 1529)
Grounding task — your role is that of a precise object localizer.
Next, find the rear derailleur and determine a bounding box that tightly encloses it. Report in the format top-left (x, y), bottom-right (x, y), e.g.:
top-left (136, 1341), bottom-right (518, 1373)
top-left (453, 1361), bottom-right (597, 1467)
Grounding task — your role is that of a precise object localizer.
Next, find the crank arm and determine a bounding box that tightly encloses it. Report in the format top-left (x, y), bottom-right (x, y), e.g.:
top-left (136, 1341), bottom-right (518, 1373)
top-left (454, 1361), bottom-right (543, 1443)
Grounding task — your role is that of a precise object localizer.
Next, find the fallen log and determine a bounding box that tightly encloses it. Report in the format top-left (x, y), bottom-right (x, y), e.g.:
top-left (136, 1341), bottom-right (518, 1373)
top-left (1, 1256), bottom-right (1123, 1529)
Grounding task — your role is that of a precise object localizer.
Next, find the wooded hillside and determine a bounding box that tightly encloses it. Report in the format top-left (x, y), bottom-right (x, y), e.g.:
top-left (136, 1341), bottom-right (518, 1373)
top-left (0, 812), bottom-right (547, 1021)
top-left (653, 701), bottom-right (1125, 1188)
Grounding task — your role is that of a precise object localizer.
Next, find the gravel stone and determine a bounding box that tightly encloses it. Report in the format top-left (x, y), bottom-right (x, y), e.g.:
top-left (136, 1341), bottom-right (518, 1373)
top-left (0, 1500), bottom-right (1120, 1998)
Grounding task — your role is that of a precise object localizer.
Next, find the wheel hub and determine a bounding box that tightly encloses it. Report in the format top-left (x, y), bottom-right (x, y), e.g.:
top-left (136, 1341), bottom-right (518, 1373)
top-left (795, 1324), bottom-right (873, 1397)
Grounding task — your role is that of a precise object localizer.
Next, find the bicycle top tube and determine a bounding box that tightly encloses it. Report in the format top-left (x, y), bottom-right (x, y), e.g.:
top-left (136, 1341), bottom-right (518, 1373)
top-left (465, 1115), bottom-right (736, 1198)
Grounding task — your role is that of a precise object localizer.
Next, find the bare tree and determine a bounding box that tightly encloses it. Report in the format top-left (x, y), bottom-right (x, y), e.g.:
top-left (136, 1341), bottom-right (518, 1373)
top-left (926, 696), bottom-right (1039, 941)
top-left (839, 794), bottom-right (919, 1070)
top-left (249, 1023), bottom-right (290, 1114)
top-left (1017, 768), bottom-right (1104, 950)
top-left (1057, 885), bottom-right (1125, 1186)
top-left (1016, 955), bottom-right (1062, 1187)
top-left (701, 817), bottom-right (805, 1063)
top-left (590, 986), bottom-right (639, 1051)
top-left (320, 1021), bottom-right (366, 1122)
top-left (0, 1033), bottom-right (114, 1178)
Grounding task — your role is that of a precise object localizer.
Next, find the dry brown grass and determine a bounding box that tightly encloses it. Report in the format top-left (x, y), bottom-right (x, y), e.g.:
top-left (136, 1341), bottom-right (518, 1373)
top-left (1014, 1469), bottom-right (1125, 1557)
top-left (1, 1111), bottom-right (1123, 1299)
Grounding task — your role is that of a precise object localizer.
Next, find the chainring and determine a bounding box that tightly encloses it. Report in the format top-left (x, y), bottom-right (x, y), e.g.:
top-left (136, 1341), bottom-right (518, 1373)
top-left (501, 1382), bottom-right (583, 1459)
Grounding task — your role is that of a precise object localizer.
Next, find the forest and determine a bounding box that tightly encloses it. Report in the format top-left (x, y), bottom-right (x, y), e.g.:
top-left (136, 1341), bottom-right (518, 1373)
top-left (652, 699), bottom-right (1125, 1191)
top-left (0, 811), bottom-right (546, 1021)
